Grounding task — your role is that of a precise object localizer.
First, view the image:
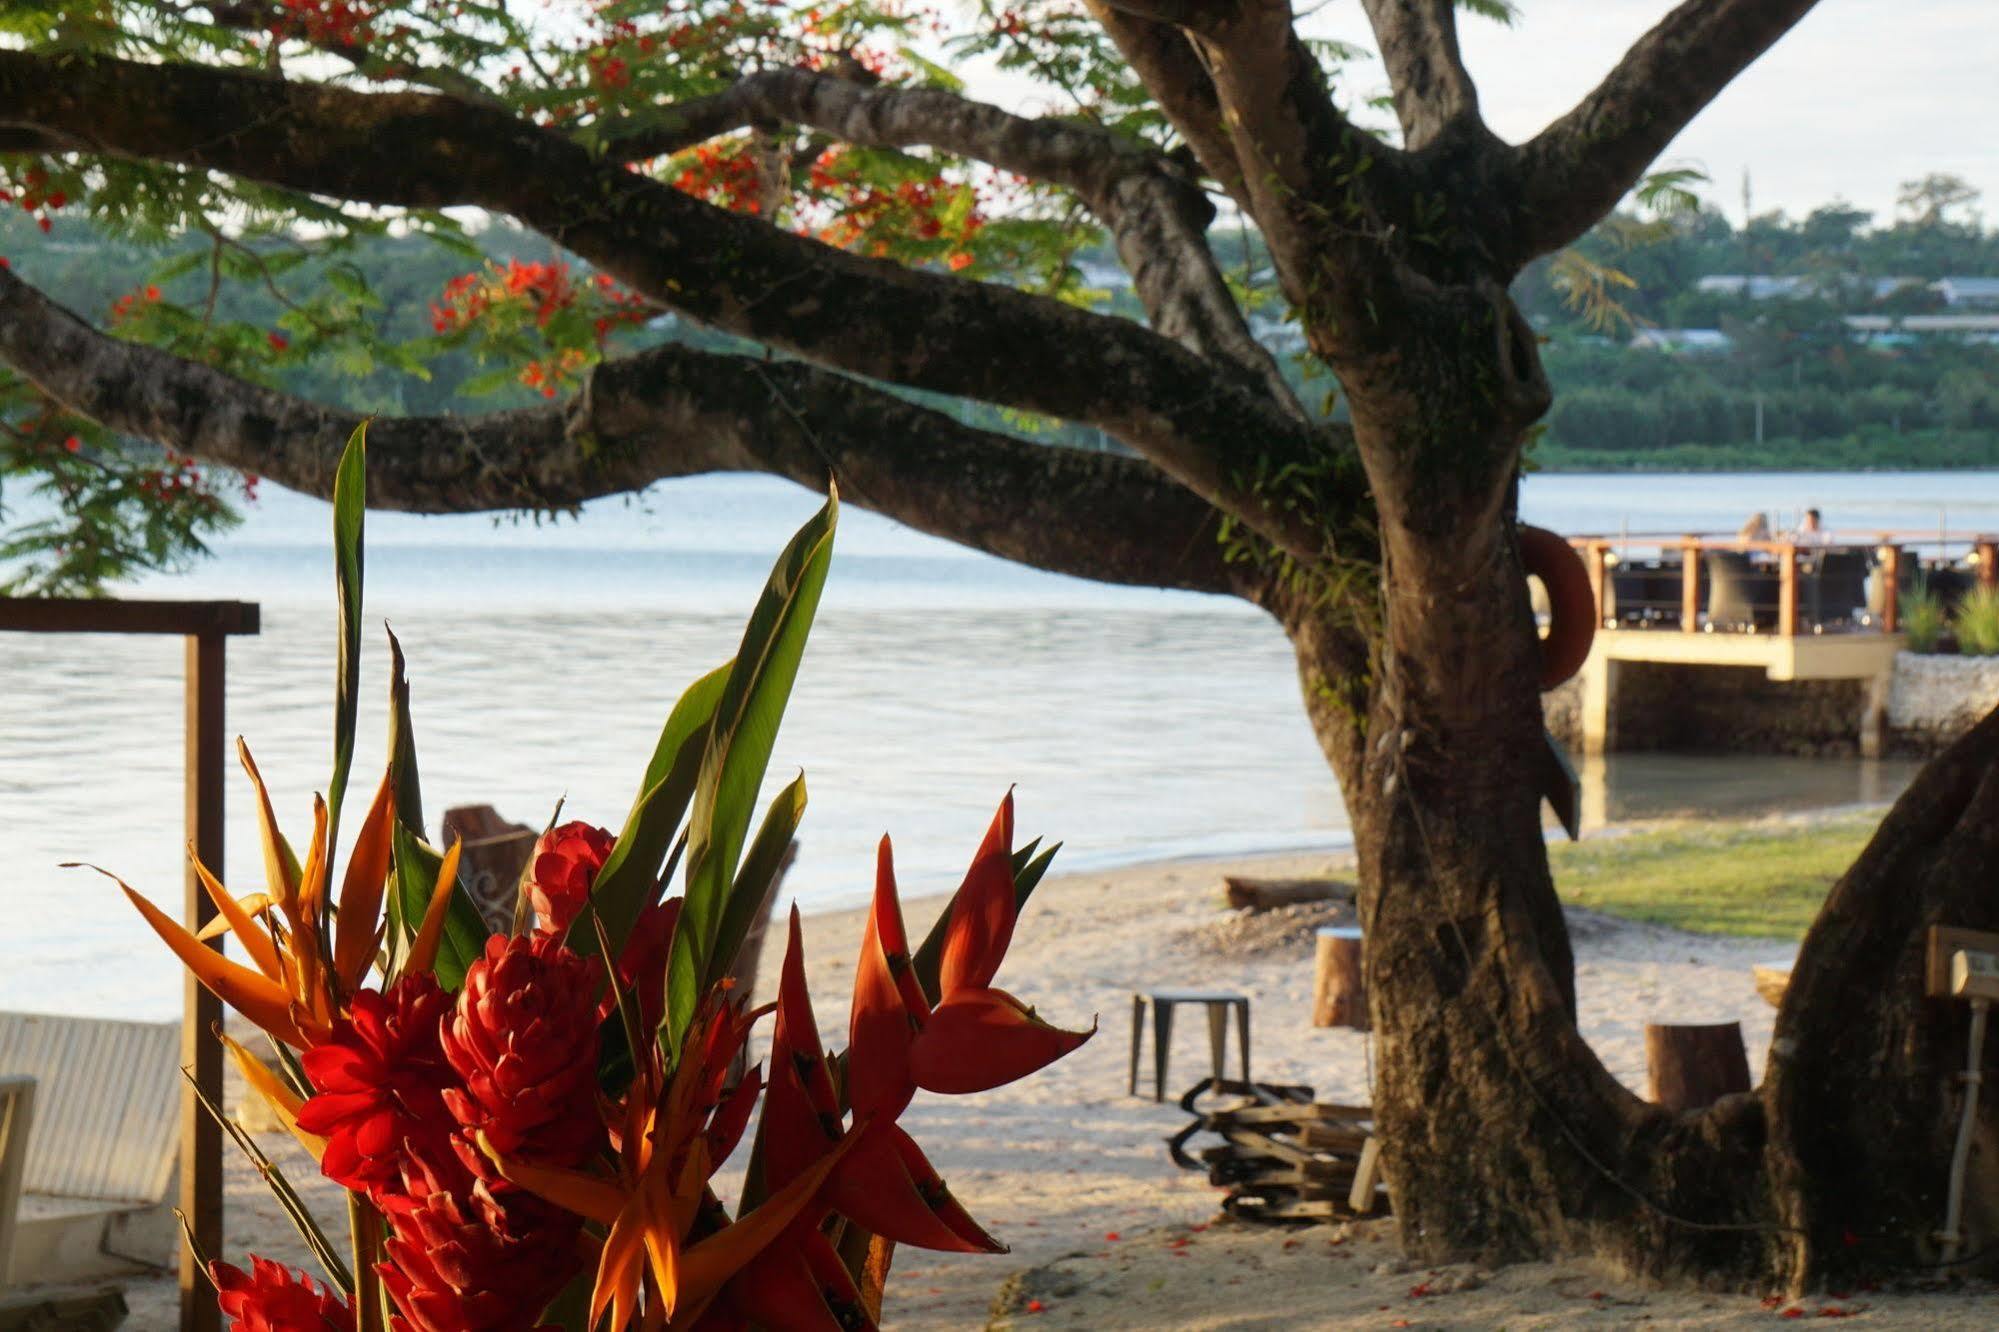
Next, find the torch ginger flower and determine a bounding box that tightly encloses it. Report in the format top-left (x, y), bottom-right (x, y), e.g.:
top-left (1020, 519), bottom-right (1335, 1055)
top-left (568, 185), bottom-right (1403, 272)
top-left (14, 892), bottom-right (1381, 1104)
top-left (209, 1256), bottom-right (354, 1331)
top-left (523, 820), bottom-right (616, 938)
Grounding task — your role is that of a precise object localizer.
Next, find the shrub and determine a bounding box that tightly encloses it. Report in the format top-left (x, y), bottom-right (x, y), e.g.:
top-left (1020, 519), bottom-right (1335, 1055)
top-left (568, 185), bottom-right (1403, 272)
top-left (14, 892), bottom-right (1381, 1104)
top-left (1953, 584), bottom-right (1999, 656)
top-left (1902, 576), bottom-right (1948, 653)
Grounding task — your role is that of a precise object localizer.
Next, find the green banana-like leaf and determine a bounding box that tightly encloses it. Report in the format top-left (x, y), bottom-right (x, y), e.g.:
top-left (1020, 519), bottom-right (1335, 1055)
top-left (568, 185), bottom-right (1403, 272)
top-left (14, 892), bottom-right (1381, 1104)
top-left (386, 822), bottom-right (487, 990)
top-left (569, 660), bottom-right (732, 962)
top-left (910, 838), bottom-right (1062, 1002)
top-left (667, 489), bottom-right (837, 1051)
top-left (327, 423), bottom-right (367, 850)
top-left (708, 773), bottom-right (806, 992)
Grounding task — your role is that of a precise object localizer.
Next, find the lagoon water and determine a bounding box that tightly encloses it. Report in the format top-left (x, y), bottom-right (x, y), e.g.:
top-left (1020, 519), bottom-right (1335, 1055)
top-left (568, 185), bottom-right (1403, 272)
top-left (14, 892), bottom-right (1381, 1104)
top-left (2, 470), bottom-right (1988, 1017)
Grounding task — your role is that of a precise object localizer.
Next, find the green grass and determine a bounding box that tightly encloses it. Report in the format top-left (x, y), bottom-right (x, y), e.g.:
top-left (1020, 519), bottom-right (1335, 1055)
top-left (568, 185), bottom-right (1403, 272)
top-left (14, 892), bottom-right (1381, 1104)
top-left (1548, 814), bottom-right (1878, 939)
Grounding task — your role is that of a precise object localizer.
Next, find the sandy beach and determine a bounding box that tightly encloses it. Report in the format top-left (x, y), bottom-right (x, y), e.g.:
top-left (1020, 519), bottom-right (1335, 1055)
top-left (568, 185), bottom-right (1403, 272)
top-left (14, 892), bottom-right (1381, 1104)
top-left (120, 840), bottom-right (1998, 1328)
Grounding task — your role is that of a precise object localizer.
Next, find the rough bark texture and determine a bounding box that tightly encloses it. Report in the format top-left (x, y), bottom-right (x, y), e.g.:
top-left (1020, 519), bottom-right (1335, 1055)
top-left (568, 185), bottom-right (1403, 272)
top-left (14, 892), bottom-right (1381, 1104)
top-left (16, 0), bottom-right (1981, 1299)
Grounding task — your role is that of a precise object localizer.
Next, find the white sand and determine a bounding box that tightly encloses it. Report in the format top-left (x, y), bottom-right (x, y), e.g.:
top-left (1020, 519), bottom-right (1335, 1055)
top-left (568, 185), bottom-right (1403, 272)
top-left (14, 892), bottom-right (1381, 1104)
top-left (118, 847), bottom-right (1995, 1329)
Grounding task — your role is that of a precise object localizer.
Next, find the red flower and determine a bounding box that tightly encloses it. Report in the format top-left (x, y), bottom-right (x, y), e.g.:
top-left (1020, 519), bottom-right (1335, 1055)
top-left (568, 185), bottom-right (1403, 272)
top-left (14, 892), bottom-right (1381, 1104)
top-left (296, 974), bottom-right (457, 1205)
top-left (268, 332), bottom-right (290, 352)
top-left (523, 821), bottom-right (615, 938)
top-left (378, 1150), bottom-right (580, 1332)
top-left (209, 1256), bottom-right (354, 1331)
top-left (441, 933), bottom-right (604, 1169)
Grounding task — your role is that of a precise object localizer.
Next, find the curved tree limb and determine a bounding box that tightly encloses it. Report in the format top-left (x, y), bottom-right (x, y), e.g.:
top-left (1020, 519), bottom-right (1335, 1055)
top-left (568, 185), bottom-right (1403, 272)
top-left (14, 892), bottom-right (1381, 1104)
top-left (1360, 0), bottom-right (1481, 150)
top-left (1079, 3), bottom-right (1252, 211)
top-left (0, 261), bottom-right (1238, 594)
top-left (1506, 0), bottom-right (1823, 263)
top-left (0, 49), bottom-right (1355, 562)
top-left (597, 66), bottom-right (1305, 417)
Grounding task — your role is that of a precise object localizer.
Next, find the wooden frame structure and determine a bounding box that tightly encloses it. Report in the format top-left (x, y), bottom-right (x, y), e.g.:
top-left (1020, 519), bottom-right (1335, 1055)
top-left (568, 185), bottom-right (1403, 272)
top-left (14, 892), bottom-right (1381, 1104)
top-left (0, 598), bottom-right (259, 1332)
top-left (1568, 531), bottom-right (1999, 638)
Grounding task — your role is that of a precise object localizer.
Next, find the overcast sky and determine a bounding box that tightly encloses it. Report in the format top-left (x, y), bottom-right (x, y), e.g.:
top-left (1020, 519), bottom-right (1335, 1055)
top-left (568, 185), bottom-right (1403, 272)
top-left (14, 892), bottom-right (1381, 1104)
top-left (983, 1), bottom-right (1996, 227)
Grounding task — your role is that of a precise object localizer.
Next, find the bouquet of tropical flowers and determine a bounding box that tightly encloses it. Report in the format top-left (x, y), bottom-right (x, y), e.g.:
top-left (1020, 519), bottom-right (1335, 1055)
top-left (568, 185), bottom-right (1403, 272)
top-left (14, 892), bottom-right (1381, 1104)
top-left (103, 430), bottom-right (1093, 1330)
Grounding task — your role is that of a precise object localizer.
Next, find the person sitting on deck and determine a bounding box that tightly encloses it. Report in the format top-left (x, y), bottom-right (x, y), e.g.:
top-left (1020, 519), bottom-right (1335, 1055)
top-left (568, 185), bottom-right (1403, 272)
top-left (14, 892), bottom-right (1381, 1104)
top-left (1736, 512), bottom-right (1771, 544)
top-left (1791, 508), bottom-right (1833, 547)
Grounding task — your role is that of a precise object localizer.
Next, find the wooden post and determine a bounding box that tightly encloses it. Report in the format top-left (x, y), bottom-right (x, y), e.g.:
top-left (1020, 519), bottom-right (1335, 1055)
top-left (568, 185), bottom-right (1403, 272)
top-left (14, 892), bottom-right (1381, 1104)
top-left (1681, 537), bottom-right (1701, 632)
top-left (1585, 542), bottom-right (1608, 628)
top-left (182, 631), bottom-right (226, 1332)
top-left (1312, 927), bottom-right (1367, 1030)
top-left (1777, 543), bottom-right (1799, 637)
top-left (1882, 543), bottom-right (1901, 634)
top-left (1644, 1021), bottom-right (1750, 1111)
top-left (1980, 538), bottom-right (1998, 591)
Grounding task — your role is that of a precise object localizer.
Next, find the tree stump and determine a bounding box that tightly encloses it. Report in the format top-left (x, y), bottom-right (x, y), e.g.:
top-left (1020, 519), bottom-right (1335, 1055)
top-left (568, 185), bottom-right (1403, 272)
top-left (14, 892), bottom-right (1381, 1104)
top-left (1644, 1021), bottom-right (1750, 1111)
top-left (1313, 927), bottom-right (1367, 1030)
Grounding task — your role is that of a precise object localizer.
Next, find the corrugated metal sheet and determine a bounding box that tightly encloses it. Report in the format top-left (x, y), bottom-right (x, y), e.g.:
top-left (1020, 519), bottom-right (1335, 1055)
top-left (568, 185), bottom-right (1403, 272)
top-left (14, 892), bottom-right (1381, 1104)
top-left (0, 1014), bottom-right (178, 1204)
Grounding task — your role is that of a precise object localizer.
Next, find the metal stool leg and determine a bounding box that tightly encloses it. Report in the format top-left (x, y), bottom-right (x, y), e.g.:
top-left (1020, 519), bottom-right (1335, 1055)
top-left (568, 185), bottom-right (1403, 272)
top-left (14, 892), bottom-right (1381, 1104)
top-left (1152, 999), bottom-right (1175, 1102)
top-left (1128, 994), bottom-right (1145, 1096)
top-left (1235, 999), bottom-right (1251, 1083)
top-left (1205, 1001), bottom-right (1227, 1083)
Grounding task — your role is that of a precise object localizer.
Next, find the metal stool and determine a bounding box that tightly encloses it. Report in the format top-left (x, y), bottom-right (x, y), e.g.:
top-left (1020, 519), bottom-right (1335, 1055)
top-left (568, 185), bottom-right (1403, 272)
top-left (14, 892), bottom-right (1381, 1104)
top-left (1129, 989), bottom-right (1250, 1101)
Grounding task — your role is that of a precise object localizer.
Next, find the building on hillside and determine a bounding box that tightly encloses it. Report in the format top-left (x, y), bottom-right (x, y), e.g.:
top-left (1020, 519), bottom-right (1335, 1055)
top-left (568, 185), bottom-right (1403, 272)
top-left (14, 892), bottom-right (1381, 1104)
top-left (1843, 314), bottom-right (1999, 345)
top-left (1931, 277), bottom-right (1999, 308)
top-left (1696, 275), bottom-right (1811, 300)
top-left (1628, 327), bottom-right (1734, 354)
top-left (1697, 273), bottom-right (1928, 303)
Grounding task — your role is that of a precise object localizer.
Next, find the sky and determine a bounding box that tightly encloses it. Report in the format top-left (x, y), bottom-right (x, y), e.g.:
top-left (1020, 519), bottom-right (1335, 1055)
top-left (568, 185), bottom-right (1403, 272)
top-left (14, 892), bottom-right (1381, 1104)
top-left (982, 0), bottom-right (1998, 227)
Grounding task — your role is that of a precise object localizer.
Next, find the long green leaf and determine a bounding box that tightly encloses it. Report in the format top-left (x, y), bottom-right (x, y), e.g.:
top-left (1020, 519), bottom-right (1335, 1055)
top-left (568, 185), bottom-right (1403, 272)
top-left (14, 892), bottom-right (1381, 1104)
top-left (668, 490), bottom-right (837, 1050)
top-left (327, 423), bottom-right (368, 848)
top-left (708, 774), bottom-right (806, 992)
top-left (570, 661), bottom-right (732, 961)
top-left (387, 823), bottom-right (487, 990)
top-left (385, 626), bottom-right (424, 841)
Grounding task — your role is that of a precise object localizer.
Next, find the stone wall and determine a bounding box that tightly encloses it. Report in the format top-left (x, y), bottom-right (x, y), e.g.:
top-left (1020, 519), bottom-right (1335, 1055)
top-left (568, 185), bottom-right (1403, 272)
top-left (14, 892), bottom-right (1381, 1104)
top-left (1887, 652), bottom-right (1999, 754)
top-left (1539, 651), bottom-right (1999, 758)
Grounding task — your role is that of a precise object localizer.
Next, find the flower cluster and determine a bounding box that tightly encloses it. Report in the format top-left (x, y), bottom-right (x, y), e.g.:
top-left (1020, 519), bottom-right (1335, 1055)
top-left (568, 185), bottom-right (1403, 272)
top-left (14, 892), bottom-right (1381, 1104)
top-left (804, 149), bottom-right (987, 268)
top-left (120, 464), bottom-right (1086, 1330)
top-left (2, 165), bottom-right (66, 234)
top-left (430, 263), bottom-right (649, 398)
top-left (271, 0), bottom-right (377, 49)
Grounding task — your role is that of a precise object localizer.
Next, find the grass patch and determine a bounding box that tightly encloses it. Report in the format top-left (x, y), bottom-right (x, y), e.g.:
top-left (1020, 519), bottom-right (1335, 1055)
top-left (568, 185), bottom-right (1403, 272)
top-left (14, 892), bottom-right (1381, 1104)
top-left (1548, 814), bottom-right (1878, 939)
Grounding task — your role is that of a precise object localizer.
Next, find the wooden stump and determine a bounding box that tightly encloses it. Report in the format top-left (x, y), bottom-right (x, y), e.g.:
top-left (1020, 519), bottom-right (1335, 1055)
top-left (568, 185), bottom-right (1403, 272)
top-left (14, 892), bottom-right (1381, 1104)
top-left (1644, 1020), bottom-right (1750, 1111)
top-left (1312, 927), bottom-right (1367, 1031)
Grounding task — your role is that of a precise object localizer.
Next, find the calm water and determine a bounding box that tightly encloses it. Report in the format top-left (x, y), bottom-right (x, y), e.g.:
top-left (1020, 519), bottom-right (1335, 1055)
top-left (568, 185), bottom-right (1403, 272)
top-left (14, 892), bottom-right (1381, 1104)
top-left (1, 470), bottom-right (1985, 1017)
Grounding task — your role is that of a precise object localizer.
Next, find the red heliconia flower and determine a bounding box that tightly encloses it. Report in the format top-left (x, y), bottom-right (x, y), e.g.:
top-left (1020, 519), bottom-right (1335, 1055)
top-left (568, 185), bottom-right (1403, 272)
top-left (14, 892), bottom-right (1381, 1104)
top-left (379, 1150), bottom-right (578, 1332)
top-left (209, 1255), bottom-right (354, 1331)
top-left (441, 933), bottom-right (605, 1169)
top-left (296, 973), bottom-right (456, 1204)
top-left (523, 821), bottom-right (615, 938)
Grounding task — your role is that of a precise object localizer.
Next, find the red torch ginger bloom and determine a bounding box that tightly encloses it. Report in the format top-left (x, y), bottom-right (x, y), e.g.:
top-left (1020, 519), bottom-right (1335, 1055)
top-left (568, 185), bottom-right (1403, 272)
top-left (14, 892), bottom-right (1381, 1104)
top-left (441, 933), bottom-right (606, 1168)
top-left (379, 1150), bottom-right (579, 1332)
top-left (209, 1256), bottom-right (354, 1331)
top-left (295, 972), bottom-right (456, 1204)
top-left (523, 820), bottom-right (615, 938)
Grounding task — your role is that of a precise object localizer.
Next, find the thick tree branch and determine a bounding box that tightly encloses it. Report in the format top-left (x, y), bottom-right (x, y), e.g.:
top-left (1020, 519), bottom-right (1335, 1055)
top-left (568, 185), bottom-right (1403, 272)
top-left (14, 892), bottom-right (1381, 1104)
top-left (0, 260), bottom-right (1237, 594)
top-left (600, 66), bottom-right (1304, 417)
top-left (0, 49), bottom-right (1357, 562)
top-left (1081, 2), bottom-right (1251, 210)
top-left (1507, 0), bottom-right (1822, 263)
top-left (1360, 0), bottom-right (1480, 150)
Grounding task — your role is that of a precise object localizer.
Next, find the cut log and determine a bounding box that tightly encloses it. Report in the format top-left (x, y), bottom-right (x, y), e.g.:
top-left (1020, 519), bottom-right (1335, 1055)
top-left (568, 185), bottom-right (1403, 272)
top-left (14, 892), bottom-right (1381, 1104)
top-left (1312, 927), bottom-right (1368, 1030)
top-left (1752, 965), bottom-right (1791, 1010)
top-left (1225, 875), bottom-right (1355, 913)
top-left (1644, 1021), bottom-right (1751, 1111)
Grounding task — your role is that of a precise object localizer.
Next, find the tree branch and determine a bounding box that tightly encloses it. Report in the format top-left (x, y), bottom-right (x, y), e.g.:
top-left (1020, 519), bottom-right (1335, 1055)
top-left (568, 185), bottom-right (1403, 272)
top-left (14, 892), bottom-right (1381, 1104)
top-left (0, 49), bottom-right (1356, 562)
top-left (1081, 2), bottom-right (1251, 210)
top-left (0, 260), bottom-right (1239, 594)
top-left (1506, 0), bottom-right (1823, 263)
top-left (598, 66), bottom-right (1303, 417)
top-left (1360, 0), bottom-right (1481, 150)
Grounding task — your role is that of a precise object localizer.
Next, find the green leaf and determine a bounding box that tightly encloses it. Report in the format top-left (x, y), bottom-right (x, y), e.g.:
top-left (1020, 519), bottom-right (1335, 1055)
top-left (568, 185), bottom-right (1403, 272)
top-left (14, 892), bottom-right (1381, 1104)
top-left (387, 823), bottom-right (488, 990)
top-left (667, 490), bottom-right (838, 1051)
top-left (570, 661), bottom-right (733, 962)
top-left (708, 774), bottom-right (806, 993)
top-left (385, 626), bottom-right (424, 841)
top-left (327, 424), bottom-right (367, 851)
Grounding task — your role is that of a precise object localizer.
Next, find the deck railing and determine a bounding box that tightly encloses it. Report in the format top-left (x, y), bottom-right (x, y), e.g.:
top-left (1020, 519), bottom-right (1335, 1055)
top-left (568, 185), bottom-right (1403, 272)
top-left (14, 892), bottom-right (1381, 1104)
top-left (1560, 531), bottom-right (1999, 638)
